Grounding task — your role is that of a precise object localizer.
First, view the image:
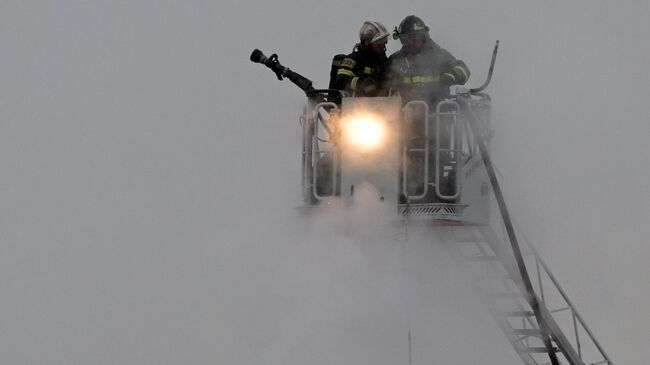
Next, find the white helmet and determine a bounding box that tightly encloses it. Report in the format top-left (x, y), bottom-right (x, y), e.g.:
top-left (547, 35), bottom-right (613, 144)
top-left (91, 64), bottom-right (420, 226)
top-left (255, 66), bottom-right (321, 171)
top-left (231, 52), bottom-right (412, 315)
top-left (359, 21), bottom-right (390, 44)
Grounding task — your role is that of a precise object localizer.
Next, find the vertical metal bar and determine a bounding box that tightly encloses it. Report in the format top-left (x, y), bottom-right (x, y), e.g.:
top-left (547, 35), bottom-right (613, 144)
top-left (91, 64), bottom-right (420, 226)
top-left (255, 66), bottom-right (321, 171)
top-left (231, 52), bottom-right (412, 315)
top-left (311, 102), bottom-right (339, 200)
top-left (311, 136), bottom-right (323, 199)
top-left (536, 257), bottom-right (545, 304)
top-left (523, 317), bottom-right (529, 348)
top-left (302, 106), bottom-right (316, 203)
top-left (402, 146), bottom-right (409, 198)
top-left (301, 110), bottom-right (309, 201)
top-left (331, 148), bottom-right (338, 196)
top-left (573, 310), bottom-right (582, 358)
top-left (434, 101), bottom-right (461, 200)
top-left (402, 101), bottom-right (429, 201)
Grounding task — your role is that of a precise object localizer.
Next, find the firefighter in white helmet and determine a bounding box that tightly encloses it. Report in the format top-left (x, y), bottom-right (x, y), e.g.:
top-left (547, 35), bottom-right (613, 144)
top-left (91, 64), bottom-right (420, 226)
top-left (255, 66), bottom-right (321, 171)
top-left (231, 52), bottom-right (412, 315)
top-left (333, 21), bottom-right (391, 97)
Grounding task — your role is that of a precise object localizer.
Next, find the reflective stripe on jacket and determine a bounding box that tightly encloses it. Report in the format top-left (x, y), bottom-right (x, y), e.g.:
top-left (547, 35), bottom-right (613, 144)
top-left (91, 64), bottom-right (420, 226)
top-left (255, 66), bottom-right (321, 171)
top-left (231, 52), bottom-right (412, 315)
top-left (388, 38), bottom-right (470, 102)
top-left (333, 47), bottom-right (389, 97)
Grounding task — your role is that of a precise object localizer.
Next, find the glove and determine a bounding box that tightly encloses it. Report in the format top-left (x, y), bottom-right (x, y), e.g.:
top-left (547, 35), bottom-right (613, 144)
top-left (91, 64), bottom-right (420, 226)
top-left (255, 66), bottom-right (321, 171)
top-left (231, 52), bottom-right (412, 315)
top-left (440, 73), bottom-right (456, 87)
top-left (356, 76), bottom-right (378, 96)
top-left (438, 73), bottom-right (457, 96)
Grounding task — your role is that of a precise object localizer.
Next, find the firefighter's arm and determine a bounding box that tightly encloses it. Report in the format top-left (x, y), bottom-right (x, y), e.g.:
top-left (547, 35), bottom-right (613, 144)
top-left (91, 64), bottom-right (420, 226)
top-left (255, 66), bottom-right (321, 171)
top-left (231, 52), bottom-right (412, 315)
top-left (439, 49), bottom-right (471, 86)
top-left (334, 57), bottom-right (378, 95)
top-left (334, 57), bottom-right (358, 92)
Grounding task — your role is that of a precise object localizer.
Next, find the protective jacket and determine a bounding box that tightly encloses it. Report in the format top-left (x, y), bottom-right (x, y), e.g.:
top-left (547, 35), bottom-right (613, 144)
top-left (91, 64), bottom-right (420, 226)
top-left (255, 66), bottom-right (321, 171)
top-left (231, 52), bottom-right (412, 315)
top-left (333, 46), bottom-right (389, 97)
top-left (388, 38), bottom-right (470, 103)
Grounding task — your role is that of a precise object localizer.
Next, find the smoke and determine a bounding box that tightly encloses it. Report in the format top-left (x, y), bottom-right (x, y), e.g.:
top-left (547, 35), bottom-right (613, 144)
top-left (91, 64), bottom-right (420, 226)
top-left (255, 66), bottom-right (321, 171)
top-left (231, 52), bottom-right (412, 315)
top-left (1, 1), bottom-right (648, 364)
top-left (210, 186), bottom-right (523, 364)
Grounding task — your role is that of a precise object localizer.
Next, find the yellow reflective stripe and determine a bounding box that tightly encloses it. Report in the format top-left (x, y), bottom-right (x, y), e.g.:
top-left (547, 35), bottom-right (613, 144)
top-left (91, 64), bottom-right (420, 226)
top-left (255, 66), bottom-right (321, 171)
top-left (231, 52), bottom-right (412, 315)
top-left (363, 67), bottom-right (373, 75)
top-left (340, 58), bottom-right (356, 68)
top-left (415, 76), bottom-right (438, 83)
top-left (443, 72), bottom-right (456, 82)
top-left (402, 75), bottom-right (439, 84)
top-left (350, 77), bottom-right (360, 90)
top-left (453, 66), bottom-right (469, 81)
top-left (337, 68), bottom-right (356, 77)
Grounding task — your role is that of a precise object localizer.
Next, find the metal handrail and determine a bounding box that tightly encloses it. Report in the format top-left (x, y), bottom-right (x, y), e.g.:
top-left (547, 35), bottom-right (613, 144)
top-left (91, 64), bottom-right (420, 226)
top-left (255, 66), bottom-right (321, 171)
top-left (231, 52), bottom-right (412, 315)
top-left (518, 233), bottom-right (613, 364)
top-left (311, 102), bottom-right (339, 200)
top-left (402, 101), bottom-right (430, 201)
top-left (434, 100), bottom-right (461, 200)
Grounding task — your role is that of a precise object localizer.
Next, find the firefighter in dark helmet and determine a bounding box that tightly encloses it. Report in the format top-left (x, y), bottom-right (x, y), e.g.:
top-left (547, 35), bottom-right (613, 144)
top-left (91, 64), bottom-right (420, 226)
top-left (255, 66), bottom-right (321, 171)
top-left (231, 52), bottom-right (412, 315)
top-left (389, 15), bottom-right (470, 103)
top-left (333, 21), bottom-right (391, 97)
top-left (390, 16), bottom-right (470, 203)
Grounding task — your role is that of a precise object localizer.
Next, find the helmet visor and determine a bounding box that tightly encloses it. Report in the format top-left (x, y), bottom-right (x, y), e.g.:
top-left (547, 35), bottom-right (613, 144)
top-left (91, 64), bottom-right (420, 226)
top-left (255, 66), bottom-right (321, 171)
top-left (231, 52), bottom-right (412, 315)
top-left (370, 33), bottom-right (389, 45)
top-left (398, 32), bottom-right (426, 46)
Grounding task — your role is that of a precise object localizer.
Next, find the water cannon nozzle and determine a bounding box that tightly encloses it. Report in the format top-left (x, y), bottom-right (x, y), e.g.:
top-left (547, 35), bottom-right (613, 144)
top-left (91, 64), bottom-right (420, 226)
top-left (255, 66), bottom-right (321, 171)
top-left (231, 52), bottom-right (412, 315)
top-left (250, 49), bottom-right (267, 64)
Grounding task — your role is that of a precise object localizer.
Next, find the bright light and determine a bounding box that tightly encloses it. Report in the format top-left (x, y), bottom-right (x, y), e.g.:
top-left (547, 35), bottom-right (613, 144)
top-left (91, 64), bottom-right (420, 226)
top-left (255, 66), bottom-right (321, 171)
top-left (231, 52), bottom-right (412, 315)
top-left (342, 114), bottom-right (385, 150)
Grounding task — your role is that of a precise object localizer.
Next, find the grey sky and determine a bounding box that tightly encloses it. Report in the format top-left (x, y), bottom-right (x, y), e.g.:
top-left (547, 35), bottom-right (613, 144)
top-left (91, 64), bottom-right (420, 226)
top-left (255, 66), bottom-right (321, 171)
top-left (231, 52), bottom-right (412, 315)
top-left (1, 1), bottom-right (648, 364)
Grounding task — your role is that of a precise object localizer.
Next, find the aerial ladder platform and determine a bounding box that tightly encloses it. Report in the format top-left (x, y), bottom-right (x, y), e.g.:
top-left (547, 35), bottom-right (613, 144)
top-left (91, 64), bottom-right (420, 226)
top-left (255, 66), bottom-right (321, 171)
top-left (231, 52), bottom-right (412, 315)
top-left (250, 43), bottom-right (613, 365)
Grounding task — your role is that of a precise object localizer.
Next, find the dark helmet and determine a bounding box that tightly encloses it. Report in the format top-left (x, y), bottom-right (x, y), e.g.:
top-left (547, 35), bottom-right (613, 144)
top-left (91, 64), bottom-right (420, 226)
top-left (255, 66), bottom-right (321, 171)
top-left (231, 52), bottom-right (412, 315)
top-left (393, 15), bottom-right (429, 42)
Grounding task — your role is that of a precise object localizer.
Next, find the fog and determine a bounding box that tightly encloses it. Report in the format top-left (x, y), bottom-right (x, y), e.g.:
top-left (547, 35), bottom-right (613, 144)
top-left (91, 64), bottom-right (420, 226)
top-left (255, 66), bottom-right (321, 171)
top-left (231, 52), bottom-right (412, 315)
top-left (1, 1), bottom-right (648, 364)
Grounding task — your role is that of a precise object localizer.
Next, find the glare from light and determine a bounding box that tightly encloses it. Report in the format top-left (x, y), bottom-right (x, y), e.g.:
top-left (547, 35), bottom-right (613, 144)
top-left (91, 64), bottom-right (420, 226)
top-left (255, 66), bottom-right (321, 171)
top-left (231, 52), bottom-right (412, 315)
top-left (343, 114), bottom-right (385, 150)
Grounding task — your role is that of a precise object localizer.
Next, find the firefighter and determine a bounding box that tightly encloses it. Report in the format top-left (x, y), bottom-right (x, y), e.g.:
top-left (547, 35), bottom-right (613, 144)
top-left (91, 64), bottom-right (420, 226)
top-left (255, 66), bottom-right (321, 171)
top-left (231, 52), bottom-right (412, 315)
top-left (389, 16), bottom-right (470, 203)
top-left (333, 21), bottom-right (391, 97)
top-left (388, 15), bottom-right (470, 104)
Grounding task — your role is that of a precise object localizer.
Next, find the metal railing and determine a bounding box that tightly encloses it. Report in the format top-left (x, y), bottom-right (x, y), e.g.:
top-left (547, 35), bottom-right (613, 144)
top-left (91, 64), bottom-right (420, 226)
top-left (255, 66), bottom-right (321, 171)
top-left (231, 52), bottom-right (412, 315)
top-left (310, 102), bottom-right (339, 200)
top-left (402, 100), bottom-right (463, 202)
top-left (402, 101), bottom-right (430, 201)
top-left (434, 100), bottom-right (462, 200)
top-left (514, 228), bottom-right (613, 365)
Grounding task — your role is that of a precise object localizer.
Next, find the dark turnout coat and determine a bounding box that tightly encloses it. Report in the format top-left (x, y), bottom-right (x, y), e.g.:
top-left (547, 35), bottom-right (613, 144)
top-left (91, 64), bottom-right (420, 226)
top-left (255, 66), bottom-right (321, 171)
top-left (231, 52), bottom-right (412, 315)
top-left (333, 46), bottom-right (389, 97)
top-left (388, 38), bottom-right (470, 103)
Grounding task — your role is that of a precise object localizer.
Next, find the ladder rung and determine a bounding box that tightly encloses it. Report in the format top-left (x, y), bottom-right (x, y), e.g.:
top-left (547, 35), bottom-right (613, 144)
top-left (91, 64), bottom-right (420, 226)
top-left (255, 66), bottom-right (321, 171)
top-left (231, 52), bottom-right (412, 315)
top-left (512, 329), bottom-right (541, 336)
top-left (524, 347), bottom-right (558, 353)
top-left (491, 292), bottom-right (525, 299)
top-left (465, 255), bottom-right (500, 262)
top-left (453, 238), bottom-right (484, 244)
top-left (549, 307), bottom-right (571, 314)
top-left (505, 310), bottom-right (534, 317)
top-left (484, 274), bottom-right (514, 281)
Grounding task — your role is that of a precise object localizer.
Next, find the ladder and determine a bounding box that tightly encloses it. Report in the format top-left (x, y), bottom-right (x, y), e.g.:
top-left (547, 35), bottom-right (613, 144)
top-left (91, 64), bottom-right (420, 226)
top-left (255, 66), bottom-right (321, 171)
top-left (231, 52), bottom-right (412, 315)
top-left (431, 100), bottom-right (613, 365)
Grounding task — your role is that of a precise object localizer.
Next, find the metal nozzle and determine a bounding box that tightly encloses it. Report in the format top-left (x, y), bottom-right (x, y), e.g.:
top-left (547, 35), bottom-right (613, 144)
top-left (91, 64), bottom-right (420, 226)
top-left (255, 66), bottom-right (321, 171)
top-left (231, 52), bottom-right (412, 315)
top-left (250, 49), bottom-right (267, 64)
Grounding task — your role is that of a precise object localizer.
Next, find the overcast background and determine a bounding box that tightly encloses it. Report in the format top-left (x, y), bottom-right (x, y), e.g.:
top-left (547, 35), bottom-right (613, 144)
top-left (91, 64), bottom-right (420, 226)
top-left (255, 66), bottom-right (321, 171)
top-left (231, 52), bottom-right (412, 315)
top-left (1, 1), bottom-right (649, 364)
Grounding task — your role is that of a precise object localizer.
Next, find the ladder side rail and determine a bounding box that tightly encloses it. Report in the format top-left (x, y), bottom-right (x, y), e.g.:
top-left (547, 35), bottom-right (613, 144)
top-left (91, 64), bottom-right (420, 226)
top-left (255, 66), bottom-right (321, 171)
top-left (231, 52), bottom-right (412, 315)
top-left (439, 228), bottom-right (539, 365)
top-left (402, 101), bottom-right (430, 200)
top-left (536, 259), bottom-right (546, 303)
top-left (517, 232), bottom-right (613, 365)
top-left (442, 228), bottom-right (568, 364)
top-left (572, 311), bottom-right (581, 359)
top-left (480, 225), bottom-right (590, 365)
top-left (469, 230), bottom-right (542, 336)
top-left (476, 227), bottom-right (549, 339)
top-left (460, 99), bottom-right (563, 365)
